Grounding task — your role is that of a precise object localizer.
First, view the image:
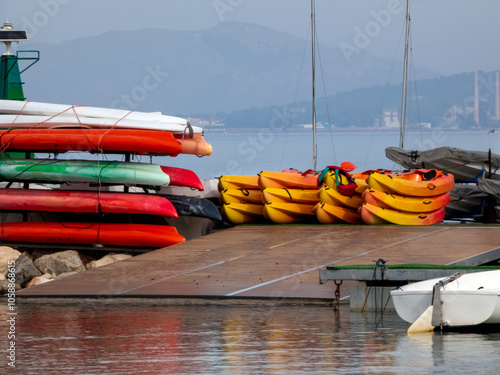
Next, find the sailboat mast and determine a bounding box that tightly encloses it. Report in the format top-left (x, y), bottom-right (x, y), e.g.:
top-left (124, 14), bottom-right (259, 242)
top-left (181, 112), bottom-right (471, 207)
top-left (311, 0), bottom-right (317, 170)
top-left (399, 0), bottom-right (411, 150)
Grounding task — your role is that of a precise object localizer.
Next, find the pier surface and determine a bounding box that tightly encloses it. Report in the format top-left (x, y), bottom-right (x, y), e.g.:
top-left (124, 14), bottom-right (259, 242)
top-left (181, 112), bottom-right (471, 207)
top-left (16, 225), bottom-right (500, 300)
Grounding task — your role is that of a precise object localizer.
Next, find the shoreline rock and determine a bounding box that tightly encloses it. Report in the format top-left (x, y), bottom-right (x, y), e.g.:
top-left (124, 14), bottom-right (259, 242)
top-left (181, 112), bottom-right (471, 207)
top-left (34, 250), bottom-right (86, 276)
top-left (15, 253), bottom-right (42, 287)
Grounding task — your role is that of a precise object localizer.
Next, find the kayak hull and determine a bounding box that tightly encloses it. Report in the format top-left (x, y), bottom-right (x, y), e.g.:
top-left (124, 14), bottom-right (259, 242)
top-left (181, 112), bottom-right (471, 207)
top-left (263, 201), bottom-right (317, 224)
top-left (313, 202), bottom-right (363, 224)
top-left (262, 188), bottom-right (320, 204)
top-left (221, 202), bottom-right (265, 224)
top-left (360, 203), bottom-right (445, 225)
top-left (319, 186), bottom-right (364, 209)
top-left (218, 175), bottom-right (260, 191)
top-left (220, 189), bottom-right (263, 204)
top-left (0, 159), bottom-right (170, 186)
top-left (0, 222), bottom-right (185, 248)
top-left (363, 188), bottom-right (450, 213)
top-left (0, 188), bottom-right (178, 217)
top-left (366, 171), bottom-right (455, 197)
top-left (259, 170), bottom-right (320, 189)
top-left (159, 166), bottom-right (203, 190)
top-left (0, 129), bottom-right (182, 156)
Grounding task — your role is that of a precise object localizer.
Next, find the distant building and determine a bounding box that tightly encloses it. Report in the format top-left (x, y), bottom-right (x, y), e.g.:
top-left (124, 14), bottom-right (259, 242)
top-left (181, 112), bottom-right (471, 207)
top-left (377, 110), bottom-right (400, 128)
top-left (187, 117), bottom-right (226, 132)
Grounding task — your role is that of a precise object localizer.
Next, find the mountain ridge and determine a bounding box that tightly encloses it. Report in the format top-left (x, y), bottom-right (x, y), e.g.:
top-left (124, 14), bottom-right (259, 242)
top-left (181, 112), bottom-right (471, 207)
top-left (20, 21), bottom-right (438, 115)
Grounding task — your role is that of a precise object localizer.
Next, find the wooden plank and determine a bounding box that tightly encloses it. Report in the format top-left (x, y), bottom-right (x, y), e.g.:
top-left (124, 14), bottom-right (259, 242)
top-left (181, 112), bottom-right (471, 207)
top-left (16, 225), bottom-right (500, 300)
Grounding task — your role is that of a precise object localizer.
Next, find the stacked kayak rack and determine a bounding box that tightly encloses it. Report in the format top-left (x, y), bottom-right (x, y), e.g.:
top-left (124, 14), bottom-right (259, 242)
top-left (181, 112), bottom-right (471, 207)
top-left (0, 99), bottom-right (219, 250)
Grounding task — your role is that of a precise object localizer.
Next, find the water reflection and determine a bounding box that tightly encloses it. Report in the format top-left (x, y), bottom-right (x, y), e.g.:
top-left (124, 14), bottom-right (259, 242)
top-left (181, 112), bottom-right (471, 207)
top-left (1, 301), bottom-right (499, 374)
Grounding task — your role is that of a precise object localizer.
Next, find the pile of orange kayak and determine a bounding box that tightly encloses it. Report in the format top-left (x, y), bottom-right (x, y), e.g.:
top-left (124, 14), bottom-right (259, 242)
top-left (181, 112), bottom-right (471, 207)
top-left (219, 165), bottom-right (454, 226)
top-left (219, 169), bottom-right (322, 224)
top-left (360, 169), bottom-right (454, 225)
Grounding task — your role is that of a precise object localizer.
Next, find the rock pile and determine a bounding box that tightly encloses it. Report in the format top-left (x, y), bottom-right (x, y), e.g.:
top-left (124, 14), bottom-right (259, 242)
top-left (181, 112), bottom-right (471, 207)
top-left (0, 246), bottom-right (134, 293)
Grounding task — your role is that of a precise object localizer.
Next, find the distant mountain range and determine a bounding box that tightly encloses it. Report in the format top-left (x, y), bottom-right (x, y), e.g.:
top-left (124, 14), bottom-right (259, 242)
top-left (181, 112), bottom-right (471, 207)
top-left (21, 21), bottom-right (438, 115)
top-left (219, 70), bottom-right (500, 129)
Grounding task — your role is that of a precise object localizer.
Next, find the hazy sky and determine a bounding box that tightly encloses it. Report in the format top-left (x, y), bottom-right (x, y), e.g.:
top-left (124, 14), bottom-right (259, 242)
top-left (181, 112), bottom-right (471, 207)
top-left (3, 0), bottom-right (500, 75)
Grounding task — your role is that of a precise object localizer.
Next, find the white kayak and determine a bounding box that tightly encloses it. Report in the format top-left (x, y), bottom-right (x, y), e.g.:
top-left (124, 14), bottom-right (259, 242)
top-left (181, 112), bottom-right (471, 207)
top-left (0, 114), bottom-right (202, 134)
top-left (0, 99), bottom-right (188, 125)
top-left (0, 99), bottom-right (201, 134)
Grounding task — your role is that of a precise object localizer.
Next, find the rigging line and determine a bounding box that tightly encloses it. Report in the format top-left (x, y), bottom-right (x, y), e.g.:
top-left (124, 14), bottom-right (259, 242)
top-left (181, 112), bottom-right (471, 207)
top-left (314, 30), bottom-right (337, 166)
top-left (279, 20), bottom-right (311, 170)
top-left (402, 32), bottom-right (419, 150)
top-left (97, 110), bottom-right (135, 151)
top-left (363, 19), bottom-right (407, 171)
top-left (408, 31), bottom-right (424, 148)
top-left (7, 100), bottom-right (30, 130)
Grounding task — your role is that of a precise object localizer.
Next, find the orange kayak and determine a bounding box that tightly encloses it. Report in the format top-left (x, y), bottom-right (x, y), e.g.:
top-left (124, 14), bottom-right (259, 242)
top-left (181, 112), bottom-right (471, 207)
top-left (263, 201), bottom-right (317, 224)
top-left (0, 128), bottom-right (182, 156)
top-left (174, 133), bottom-right (213, 156)
top-left (313, 202), bottom-right (363, 224)
top-left (366, 170), bottom-right (454, 197)
top-left (362, 188), bottom-right (450, 213)
top-left (359, 203), bottom-right (445, 225)
top-left (319, 186), bottom-right (364, 209)
top-left (0, 222), bottom-right (185, 248)
top-left (259, 170), bottom-right (321, 189)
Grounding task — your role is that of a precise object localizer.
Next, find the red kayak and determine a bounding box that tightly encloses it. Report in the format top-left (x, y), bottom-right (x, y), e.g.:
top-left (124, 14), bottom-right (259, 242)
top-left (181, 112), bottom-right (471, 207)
top-left (0, 222), bottom-right (185, 248)
top-left (160, 166), bottom-right (204, 190)
top-left (0, 128), bottom-right (182, 156)
top-left (0, 188), bottom-right (178, 217)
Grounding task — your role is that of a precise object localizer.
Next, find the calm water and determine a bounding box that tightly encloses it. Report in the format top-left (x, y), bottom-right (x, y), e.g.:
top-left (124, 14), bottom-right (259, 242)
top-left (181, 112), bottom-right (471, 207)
top-left (154, 129), bottom-right (500, 179)
top-left (2, 301), bottom-right (500, 374)
top-left (55, 129), bottom-right (499, 180)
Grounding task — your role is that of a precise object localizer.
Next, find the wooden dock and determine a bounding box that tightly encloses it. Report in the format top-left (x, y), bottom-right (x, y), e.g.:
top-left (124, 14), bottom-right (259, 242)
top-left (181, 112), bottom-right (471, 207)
top-left (16, 225), bottom-right (500, 300)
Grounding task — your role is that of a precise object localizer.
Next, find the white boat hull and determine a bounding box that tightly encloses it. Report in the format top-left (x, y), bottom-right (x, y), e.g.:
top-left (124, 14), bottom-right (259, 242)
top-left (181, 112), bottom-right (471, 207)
top-left (391, 270), bottom-right (500, 327)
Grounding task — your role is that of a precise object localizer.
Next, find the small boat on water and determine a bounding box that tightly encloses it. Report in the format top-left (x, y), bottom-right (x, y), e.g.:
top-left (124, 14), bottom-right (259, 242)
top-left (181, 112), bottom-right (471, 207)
top-left (391, 270), bottom-right (500, 332)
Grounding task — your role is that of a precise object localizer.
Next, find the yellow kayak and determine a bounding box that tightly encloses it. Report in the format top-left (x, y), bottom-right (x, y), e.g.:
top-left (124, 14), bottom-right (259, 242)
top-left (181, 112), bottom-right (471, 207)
top-left (313, 202), bottom-right (363, 224)
top-left (262, 187), bottom-right (320, 204)
top-left (359, 202), bottom-right (445, 225)
top-left (362, 188), bottom-right (450, 213)
top-left (319, 186), bottom-right (364, 209)
top-left (221, 202), bottom-right (265, 224)
top-left (220, 189), bottom-right (263, 204)
top-left (263, 201), bottom-right (317, 224)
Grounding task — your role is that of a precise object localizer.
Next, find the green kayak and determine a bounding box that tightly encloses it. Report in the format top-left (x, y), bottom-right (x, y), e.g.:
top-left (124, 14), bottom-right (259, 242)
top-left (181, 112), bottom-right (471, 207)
top-left (0, 159), bottom-right (171, 186)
